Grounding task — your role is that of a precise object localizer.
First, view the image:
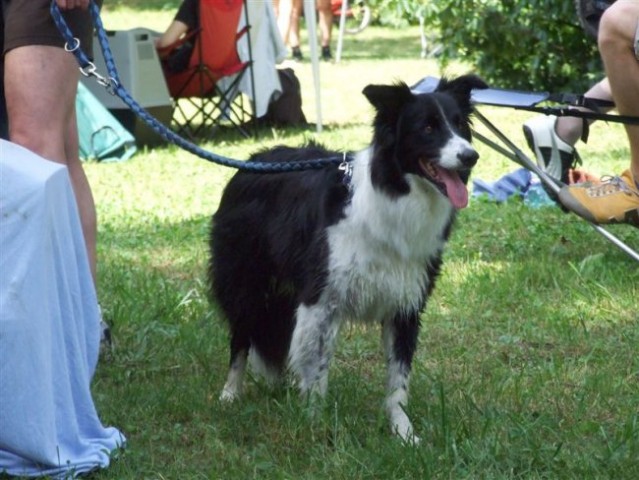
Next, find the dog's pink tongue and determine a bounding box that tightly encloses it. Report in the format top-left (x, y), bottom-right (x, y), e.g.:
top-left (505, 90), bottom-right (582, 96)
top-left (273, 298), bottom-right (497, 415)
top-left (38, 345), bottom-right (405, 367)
top-left (437, 167), bottom-right (468, 209)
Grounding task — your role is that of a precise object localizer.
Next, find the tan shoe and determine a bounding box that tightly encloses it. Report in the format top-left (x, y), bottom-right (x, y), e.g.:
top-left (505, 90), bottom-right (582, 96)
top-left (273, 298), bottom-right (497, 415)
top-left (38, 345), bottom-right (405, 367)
top-left (558, 169), bottom-right (639, 226)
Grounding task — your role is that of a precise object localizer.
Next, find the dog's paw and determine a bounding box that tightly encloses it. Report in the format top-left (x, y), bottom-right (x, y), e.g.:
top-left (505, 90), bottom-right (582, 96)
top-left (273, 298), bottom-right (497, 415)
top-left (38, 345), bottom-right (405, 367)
top-left (398, 430), bottom-right (421, 446)
top-left (391, 413), bottom-right (420, 445)
top-left (219, 388), bottom-right (240, 402)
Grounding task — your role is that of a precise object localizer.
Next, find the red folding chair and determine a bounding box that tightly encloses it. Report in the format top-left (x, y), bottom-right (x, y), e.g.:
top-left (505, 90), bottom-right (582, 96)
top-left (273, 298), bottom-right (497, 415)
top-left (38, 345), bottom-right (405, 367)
top-left (159, 0), bottom-right (256, 139)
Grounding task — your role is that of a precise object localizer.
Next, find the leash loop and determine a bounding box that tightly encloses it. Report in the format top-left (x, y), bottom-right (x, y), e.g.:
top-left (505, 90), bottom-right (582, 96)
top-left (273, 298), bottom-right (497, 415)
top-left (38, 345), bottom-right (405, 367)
top-left (64, 37), bottom-right (80, 53)
top-left (49, 0), bottom-right (347, 173)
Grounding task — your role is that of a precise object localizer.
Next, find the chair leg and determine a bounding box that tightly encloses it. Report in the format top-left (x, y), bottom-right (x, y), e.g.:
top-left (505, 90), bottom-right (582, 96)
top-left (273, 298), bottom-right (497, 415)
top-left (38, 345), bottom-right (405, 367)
top-left (170, 69), bottom-right (257, 139)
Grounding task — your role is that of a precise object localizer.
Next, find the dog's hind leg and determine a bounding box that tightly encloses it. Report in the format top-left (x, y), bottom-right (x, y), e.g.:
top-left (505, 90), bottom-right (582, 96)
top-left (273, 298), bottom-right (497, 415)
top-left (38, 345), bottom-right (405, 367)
top-left (382, 311), bottom-right (421, 444)
top-left (219, 332), bottom-right (249, 402)
top-left (288, 302), bottom-right (340, 399)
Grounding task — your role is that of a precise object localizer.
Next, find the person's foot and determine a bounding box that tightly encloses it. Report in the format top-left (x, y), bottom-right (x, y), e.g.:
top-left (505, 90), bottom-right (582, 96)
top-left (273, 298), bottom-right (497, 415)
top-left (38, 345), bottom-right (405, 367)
top-left (321, 45), bottom-right (332, 61)
top-left (558, 169), bottom-right (639, 226)
top-left (291, 46), bottom-right (303, 61)
top-left (522, 115), bottom-right (580, 185)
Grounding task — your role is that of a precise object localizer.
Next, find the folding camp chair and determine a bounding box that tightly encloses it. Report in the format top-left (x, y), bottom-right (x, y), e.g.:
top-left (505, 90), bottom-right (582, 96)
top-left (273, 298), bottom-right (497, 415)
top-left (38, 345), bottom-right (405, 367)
top-left (412, 77), bottom-right (639, 263)
top-left (160, 0), bottom-right (256, 139)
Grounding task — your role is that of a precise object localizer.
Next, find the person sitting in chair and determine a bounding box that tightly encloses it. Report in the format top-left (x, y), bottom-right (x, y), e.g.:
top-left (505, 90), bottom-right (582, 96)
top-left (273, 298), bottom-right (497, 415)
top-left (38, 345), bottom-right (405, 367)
top-left (523, 0), bottom-right (639, 226)
top-left (155, 0), bottom-right (198, 73)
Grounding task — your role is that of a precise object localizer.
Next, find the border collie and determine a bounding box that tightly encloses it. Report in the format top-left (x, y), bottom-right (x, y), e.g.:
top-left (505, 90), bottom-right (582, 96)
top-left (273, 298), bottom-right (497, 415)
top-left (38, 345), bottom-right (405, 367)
top-left (209, 75), bottom-right (487, 442)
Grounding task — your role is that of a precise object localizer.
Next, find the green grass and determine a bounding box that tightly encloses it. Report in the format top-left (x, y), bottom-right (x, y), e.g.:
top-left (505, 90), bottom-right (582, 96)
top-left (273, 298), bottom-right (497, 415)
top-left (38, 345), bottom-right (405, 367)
top-left (81, 8), bottom-right (639, 479)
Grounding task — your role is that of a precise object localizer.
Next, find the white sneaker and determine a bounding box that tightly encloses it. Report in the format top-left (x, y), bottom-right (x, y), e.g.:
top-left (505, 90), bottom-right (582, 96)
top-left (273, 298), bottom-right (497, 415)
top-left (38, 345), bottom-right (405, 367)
top-left (522, 115), bottom-right (578, 185)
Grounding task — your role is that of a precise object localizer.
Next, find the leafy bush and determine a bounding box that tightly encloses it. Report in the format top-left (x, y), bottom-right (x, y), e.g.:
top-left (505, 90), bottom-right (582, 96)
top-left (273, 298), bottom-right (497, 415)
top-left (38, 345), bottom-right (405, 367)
top-left (421, 0), bottom-right (604, 92)
top-left (366, 0), bottom-right (425, 27)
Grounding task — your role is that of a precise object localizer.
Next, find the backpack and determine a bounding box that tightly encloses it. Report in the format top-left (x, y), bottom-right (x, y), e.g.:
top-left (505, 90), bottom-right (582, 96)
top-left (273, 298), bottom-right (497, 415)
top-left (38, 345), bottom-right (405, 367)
top-left (260, 68), bottom-right (307, 127)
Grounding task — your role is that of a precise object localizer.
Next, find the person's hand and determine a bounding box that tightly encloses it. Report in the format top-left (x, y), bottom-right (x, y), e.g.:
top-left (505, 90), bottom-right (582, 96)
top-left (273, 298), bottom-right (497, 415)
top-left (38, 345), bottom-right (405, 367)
top-left (56, 0), bottom-right (90, 10)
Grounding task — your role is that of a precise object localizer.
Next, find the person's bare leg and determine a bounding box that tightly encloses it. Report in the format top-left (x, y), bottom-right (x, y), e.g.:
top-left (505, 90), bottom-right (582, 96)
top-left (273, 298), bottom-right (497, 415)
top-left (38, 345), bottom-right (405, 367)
top-left (5, 45), bottom-right (98, 281)
top-left (557, 2), bottom-right (639, 225)
top-left (316, 0), bottom-right (333, 48)
top-left (554, 78), bottom-right (612, 145)
top-left (598, 1), bottom-right (639, 183)
top-left (65, 106), bottom-right (98, 282)
top-left (289, 0), bottom-right (302, 49)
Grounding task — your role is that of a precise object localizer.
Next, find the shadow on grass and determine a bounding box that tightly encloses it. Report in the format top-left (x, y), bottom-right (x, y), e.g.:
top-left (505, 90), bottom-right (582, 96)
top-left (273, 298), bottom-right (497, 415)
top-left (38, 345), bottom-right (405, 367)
top-left (336, 28), bottom-right (426, 61)
top-left (107, 0), bottom-right (182, 12)
top-left (165, 121), bottom-right (365, 156)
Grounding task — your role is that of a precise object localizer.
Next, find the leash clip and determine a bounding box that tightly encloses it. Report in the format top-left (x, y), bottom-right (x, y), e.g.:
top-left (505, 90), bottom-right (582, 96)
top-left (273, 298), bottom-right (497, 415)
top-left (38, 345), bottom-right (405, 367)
top-left (339, 153), bottom-right (353, 191)
top-left (79, 62), bottom-right (118, 95)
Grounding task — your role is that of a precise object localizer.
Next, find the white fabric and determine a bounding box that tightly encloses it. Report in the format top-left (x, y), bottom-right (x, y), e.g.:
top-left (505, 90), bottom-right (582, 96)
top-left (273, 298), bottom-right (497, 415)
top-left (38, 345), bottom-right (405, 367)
top-left (303, 0), bottom-right (323, 132)
top-left (335, 0), bottom-right (348, 62)
top-left (0, 140), bottom-right (124, 478)
top-left (226, 0), bottom-right (288, 118)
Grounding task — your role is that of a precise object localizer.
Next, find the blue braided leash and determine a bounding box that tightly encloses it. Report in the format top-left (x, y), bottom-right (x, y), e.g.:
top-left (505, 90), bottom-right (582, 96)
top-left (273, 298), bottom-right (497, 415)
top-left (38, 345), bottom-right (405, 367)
top-left (50, 0), bottom-right (347, 173)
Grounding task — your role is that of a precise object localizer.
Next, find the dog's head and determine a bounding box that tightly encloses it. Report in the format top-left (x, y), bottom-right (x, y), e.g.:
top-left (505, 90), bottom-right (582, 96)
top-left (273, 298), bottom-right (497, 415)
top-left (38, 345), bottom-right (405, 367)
top-left (362, 74), bottom-right (487, 209)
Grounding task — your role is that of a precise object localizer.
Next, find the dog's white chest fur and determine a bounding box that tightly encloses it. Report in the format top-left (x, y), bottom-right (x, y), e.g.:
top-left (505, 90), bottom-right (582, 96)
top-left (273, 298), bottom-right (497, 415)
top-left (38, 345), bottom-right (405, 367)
top-left (325, 152), bottom-right (454, 322)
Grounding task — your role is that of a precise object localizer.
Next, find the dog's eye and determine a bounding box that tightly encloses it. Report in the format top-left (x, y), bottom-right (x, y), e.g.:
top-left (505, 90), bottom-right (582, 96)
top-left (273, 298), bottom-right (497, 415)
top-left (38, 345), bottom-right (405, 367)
top-left (424, 124), bottom-right (434, 134)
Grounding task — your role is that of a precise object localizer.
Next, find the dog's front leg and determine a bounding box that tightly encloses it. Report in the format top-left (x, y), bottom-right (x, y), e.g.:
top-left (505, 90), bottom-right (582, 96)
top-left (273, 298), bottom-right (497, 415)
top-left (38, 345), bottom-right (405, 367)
top-left (382, 311), bottom-right (420, 444)
top-left (288, 302), bottom-right (339, 399)
top-left (219, 337), bottom-right (249, 402)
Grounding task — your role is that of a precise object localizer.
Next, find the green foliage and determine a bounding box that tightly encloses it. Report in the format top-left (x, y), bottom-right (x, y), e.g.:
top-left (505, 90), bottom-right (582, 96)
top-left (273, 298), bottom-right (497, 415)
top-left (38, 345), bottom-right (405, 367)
top-left (367, 0), bottom-right (427, 27)
top-left (422, 0), bottom-right (604, 92)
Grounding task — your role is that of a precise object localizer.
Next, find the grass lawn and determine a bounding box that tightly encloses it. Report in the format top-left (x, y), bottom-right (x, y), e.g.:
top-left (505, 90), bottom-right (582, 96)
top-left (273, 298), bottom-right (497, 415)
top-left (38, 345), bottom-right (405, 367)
top-left (79, 4), bottom-right (639, 479)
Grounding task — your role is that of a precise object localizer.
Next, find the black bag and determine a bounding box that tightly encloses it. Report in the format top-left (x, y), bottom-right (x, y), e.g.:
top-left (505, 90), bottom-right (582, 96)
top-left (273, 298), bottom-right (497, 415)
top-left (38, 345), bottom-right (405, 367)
top-left (260, 68), bottom-right (307, 127)
top-left (165, 40), bottom-right (194, 74)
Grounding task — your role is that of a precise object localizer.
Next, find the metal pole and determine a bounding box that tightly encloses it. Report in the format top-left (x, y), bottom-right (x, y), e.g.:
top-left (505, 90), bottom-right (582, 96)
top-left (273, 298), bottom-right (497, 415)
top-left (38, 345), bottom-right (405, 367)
top-left (303, 0), bottom-right (322, 133)
top-left (474, 110), bottom-right (639, 263)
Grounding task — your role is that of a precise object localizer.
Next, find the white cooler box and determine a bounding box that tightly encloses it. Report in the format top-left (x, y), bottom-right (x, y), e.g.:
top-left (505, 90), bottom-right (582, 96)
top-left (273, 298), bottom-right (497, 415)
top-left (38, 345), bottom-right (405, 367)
top-left (81, 28), bottom-right (173, 146)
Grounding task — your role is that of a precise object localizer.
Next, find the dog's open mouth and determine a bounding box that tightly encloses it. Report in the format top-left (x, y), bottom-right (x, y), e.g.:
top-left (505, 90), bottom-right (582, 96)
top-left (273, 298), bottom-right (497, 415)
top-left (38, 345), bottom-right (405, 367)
top-left (419, 158), bottom-right (469, 209)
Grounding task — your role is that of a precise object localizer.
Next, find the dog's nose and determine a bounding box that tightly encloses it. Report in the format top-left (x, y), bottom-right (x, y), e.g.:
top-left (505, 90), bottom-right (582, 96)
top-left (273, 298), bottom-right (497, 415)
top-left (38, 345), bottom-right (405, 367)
top-left (458, 148), bottom-right (479, 167)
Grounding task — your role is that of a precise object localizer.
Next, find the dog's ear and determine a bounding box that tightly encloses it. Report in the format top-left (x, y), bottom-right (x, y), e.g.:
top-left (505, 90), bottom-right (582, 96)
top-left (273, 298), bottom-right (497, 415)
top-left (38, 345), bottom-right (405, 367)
top-left (436, 74), bottom-right (488, 114)
top-left (362, 83), bottom-right (413, 196)
top-left (362, 82), bottom-right (414, 114)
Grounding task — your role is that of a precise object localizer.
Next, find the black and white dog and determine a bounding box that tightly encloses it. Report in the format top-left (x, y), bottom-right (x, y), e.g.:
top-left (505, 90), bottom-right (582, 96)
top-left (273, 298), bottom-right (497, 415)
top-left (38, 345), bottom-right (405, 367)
top-left (209, 75), bottom-right (487, 442)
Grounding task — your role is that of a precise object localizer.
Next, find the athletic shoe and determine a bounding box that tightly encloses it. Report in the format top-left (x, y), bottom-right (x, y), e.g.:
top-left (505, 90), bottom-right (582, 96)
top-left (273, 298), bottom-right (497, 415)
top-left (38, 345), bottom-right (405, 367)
top-left (522, 115), bottom-right (580, 185)
top-left (557, 169), bottom-right (639, 226)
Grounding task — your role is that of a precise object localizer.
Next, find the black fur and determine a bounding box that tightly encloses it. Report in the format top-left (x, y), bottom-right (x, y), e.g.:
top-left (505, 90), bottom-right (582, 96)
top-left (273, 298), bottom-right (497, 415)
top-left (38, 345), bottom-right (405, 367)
top-left (209, 74), bottom-right (487, 441)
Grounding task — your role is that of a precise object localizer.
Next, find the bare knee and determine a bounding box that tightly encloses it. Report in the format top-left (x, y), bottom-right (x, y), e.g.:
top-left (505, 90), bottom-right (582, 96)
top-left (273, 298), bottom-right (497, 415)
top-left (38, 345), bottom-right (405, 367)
top-left (598, 2), bottom-right (638, 55)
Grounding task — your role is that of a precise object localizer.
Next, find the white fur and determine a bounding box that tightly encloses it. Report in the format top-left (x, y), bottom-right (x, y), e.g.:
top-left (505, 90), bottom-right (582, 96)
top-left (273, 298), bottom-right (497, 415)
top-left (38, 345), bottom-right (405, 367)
top-left (287, 147), bottom-right (456, 440)
top-left (435, 102), bottom-right (475, 170)
top-left (289, 301), bottom-right (340, 396)
top-left (220, 353), bottom-right (248, 402)
top-left (218, 94), bottom-right (477, 440)
top-left (383, 319), bottom-right (420, 444)
top-left (326, 149), bottom-right (452, 321)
